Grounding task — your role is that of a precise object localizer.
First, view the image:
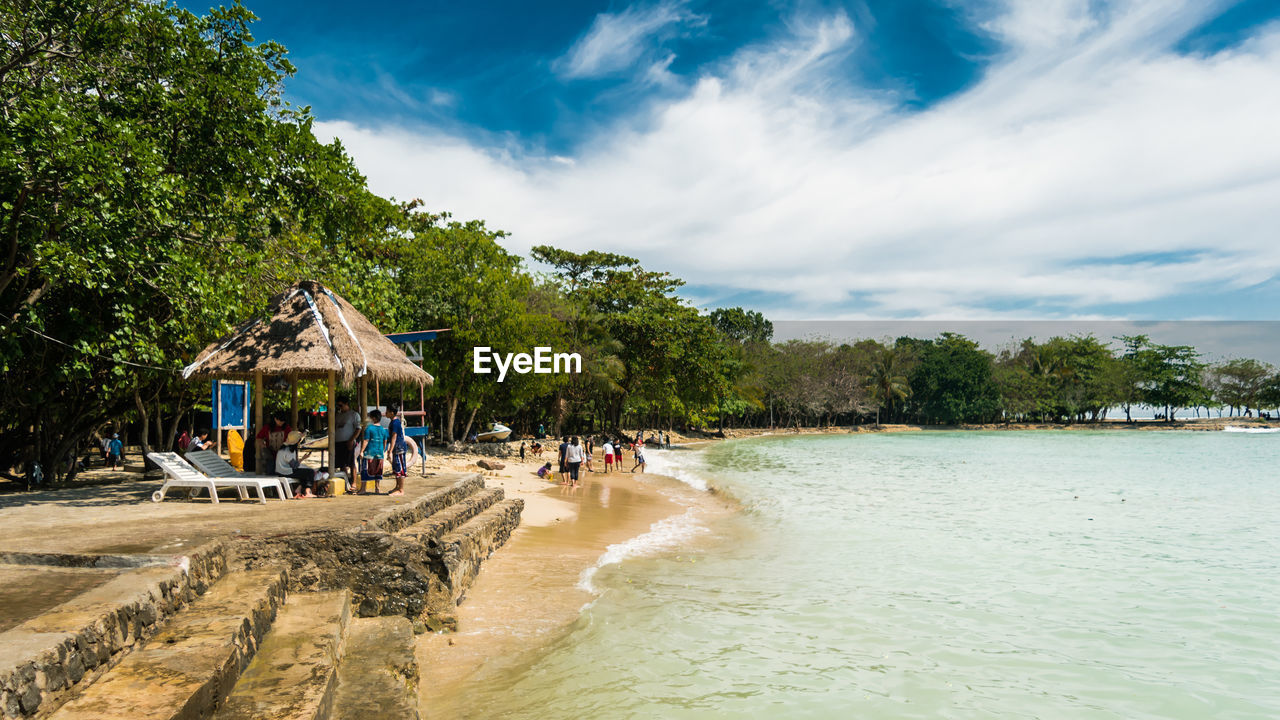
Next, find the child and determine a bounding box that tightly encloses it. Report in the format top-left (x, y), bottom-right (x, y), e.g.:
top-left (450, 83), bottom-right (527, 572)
top-left (536, 462), bottom-right (554, 480)
top-left (359, 409), bottom-right (389, 495)
top-left (602, 440), bottom-right (614, 473)
top-left (386, 405), bottom-right (408, 496)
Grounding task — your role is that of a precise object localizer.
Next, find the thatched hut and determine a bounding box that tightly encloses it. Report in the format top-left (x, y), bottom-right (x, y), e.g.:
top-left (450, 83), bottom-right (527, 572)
top-left (183, 280), bottom-right (432, 475)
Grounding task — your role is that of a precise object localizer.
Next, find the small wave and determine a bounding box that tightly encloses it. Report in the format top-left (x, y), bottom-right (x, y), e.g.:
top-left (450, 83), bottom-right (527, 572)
top-left (644, 448), bottom-right (712, 491)
top-left (577, 509), bottom-right (709, 594)
top-left (1222, 426), bottom-right (1280, 434)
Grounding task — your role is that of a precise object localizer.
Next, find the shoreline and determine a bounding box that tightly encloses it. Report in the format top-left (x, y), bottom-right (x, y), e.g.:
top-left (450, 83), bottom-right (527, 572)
top-left (697, 415), bottom-right (1278, 440)
top-left (414, 451), bottom-right (733, 715)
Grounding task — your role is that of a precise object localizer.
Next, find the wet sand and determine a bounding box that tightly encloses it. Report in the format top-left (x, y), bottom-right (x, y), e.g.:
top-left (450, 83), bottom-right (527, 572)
top-left (415, 456), bottom-right (717, 717)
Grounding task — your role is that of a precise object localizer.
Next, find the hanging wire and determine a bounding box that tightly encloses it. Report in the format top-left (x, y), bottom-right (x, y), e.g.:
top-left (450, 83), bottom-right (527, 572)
top-left (13, 323), bottom-right (180, 372)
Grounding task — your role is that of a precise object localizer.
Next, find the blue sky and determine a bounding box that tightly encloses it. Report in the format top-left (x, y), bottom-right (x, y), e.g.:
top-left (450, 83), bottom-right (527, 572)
top-left (208, 0), bottom-right (1280, 320)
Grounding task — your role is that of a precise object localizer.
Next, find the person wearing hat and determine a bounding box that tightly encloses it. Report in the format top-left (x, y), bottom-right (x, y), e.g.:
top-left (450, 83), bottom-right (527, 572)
top-left (276, 429), bottom-right (326, 498)
top-left (107, 433), bottom-right (123, 471)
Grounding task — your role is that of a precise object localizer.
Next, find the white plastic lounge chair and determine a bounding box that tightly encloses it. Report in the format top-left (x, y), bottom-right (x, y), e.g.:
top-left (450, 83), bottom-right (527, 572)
top-left (185, 450), bottom-right (295, 499)
top-left (147, 452), bottom-right (286, 504)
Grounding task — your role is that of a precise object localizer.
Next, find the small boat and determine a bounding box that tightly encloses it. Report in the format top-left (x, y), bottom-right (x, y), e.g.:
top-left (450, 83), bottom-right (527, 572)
top-left (476, 423), bottom-right (512, 442)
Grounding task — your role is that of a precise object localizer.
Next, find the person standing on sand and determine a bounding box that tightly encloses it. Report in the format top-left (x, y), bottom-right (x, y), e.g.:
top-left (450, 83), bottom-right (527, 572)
top-left (255, 413), bottom-right (291, 475)
top-left (583, 441), bottom-right (595, 473)
top-left (358, 409), bottom-right (389, 495)
top-left (386, 405), bottom-right (409, 496)
top-left (107, 433), bottom-right (123, 470)
top-left (387, 405), bottom-right (407, 481)
top-left (519, 441), bottom-right (526, 461)
top-left (333, 398), bottom-right (360, 491)
top-left (565, 436), bottom-right (584, 487)
top-left (558, 436), bottom-right (569, 481)
top-left (602, 439), bottom-right (614, 473)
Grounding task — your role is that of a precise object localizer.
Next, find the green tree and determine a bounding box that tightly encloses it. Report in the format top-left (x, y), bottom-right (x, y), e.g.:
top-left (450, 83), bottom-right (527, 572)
top-left (708, 307), bottom-right (773, 345)
top-left (1, 0), bottom-right (387, 480)
top-left (1209, 358), bottom-right (1273, 416)
top-left (866, 346), bottom-right (910, 427)
top-left (397, 216), bottom-right (551, 442)
top-left (1119, 336), bottom-right (1205, 421)
top-left (906, 334), bottom-right (999, 424)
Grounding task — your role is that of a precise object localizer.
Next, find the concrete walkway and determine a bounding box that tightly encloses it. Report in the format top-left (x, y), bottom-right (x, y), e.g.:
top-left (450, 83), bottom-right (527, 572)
top-left (0, 474), bottom-right (470, 556)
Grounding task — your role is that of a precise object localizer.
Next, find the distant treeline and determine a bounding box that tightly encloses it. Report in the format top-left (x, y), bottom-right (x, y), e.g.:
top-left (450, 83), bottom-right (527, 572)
top-left (3, 1), bottom-right (1276, 483)
top-left (724, 332), bottom-right (1279, 429)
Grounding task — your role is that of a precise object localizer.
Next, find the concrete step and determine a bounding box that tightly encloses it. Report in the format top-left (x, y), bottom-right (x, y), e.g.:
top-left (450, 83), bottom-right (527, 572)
top-left (331, 617), bottom-right (419, 720)
top-left (48, 567), bottom-right (287, 720)
top-left (396, 487), bottom-right (504, 542)
top-left (211, 591), bottom-right (352, 720)
top-left (430, 498), bottom-right (524, 616)
top-left (0, 544), bottom-right (227, 718)
top-left (372, 474), bottom-right (486, 534)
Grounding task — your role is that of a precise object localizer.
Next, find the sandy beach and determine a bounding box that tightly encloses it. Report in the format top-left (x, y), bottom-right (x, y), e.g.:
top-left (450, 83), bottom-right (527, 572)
top-left (413, 448), bottom-right (731, 716)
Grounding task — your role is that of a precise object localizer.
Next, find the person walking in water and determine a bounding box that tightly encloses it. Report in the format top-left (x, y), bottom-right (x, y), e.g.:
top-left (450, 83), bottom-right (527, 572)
top-left (602, 439), bottom-right (615, 473)
top-left (631, 437), bottom-right (647, 474)
top-left (564, 436), bottom-right (585, 487)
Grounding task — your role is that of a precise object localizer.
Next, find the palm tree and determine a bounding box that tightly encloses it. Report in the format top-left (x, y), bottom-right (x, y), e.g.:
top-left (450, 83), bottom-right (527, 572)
top-left (866, 349), bottom-right (910, 427)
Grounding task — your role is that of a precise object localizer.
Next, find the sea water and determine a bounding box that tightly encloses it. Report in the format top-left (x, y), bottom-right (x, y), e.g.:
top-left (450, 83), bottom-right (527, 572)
top-left (459, 432), bottom-right (1280, 719)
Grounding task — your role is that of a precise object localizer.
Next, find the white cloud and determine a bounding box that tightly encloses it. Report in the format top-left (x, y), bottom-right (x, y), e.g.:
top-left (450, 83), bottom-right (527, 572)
top-left (318, 2), bottom-right (1280, 319)
top-left (555, 0), bottom-right (706, 80)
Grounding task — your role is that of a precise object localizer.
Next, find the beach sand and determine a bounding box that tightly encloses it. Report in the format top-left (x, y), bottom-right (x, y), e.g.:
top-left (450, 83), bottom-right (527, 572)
top-left (414, 450), bottom-right (721, 716)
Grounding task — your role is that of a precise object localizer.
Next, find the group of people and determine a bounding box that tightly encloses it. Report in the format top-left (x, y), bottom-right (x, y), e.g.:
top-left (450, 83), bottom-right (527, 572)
top-left (528, 432), bottom-right (661, 486)
top-left (255, 398), bottom-right (414, 499)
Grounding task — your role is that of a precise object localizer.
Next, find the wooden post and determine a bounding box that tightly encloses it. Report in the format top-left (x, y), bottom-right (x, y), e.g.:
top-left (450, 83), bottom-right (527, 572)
top-left (358, 376), bottom-right (368, 416)
top-left (253, 370), bottom-right (264, 474)
top-left (375, 379), bottom-right (381, 409)
top-left (215, 381), bottom-right (222, 456)
top-left (328, 370), bottom-right (339, 494)
top-left (290, 372), bottom-right (299, 430)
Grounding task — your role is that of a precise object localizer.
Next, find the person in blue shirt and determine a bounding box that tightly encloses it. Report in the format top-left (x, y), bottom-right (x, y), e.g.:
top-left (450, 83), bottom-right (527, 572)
top-left (386, 405), bottom-right (408, 496)
top-left (358, 409), bottom-right (389, 495)
top-left (107, 433), bottom-right (123, 470)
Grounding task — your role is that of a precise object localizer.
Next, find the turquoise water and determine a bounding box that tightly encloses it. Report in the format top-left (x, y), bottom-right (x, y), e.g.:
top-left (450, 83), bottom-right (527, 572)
top-left (464, 432), bottom-right (1280, 719)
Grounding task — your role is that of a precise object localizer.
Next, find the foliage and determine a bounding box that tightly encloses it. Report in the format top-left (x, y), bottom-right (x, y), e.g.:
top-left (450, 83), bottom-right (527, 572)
top-left (1, 0), bottom-right (386, 479)
top-left (904, 334), bottom-right (1000, 424)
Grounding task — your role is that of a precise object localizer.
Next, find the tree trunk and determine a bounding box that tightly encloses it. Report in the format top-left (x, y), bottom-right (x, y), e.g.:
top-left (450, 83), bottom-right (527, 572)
top-left (445, 396), bottom-right (459, 443)
top-left (460, 406), bottom-right (479, 443)
top-left (133, 389), bottom-right (152, 468)
top-left (163, 385), bottom-right (192, 458)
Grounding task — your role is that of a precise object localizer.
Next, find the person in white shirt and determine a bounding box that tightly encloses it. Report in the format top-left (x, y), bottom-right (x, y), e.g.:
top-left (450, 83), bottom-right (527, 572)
top-left (276, 430), bottom-right (321, 497)
top-left (333, 398), bottom-right (360, 491)
top-left (564, 436), bottom-right (585, 487)
top-left (602, 440), bottom-right (615, 473)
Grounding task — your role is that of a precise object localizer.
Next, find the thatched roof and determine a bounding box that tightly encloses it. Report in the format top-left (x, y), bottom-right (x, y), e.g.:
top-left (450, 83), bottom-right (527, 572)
top-left (182, 280), bottom-right (433, 386)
